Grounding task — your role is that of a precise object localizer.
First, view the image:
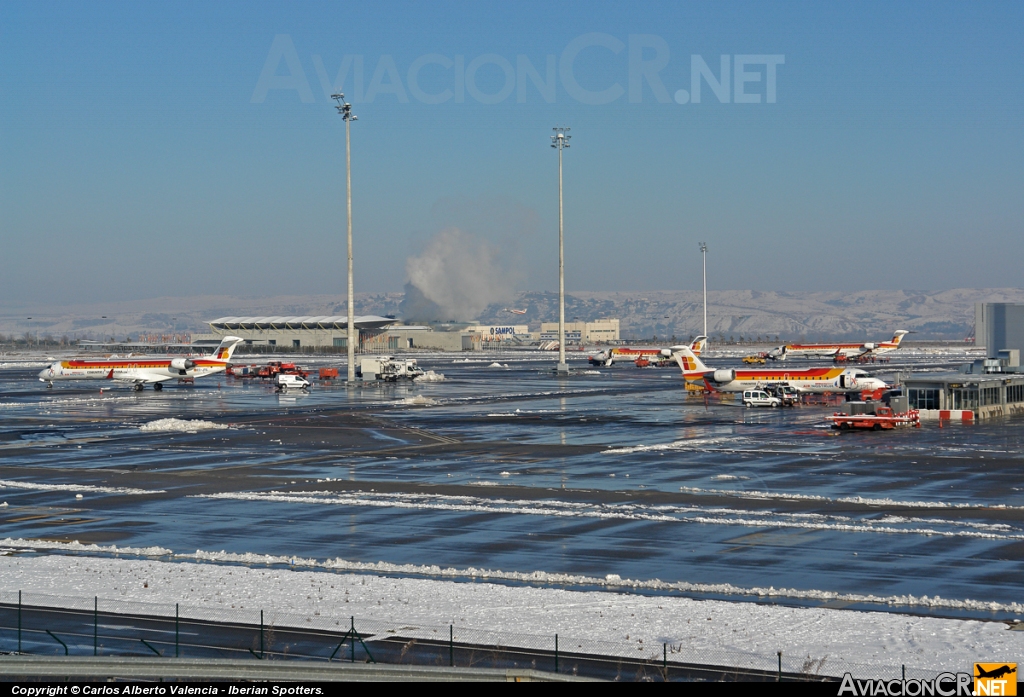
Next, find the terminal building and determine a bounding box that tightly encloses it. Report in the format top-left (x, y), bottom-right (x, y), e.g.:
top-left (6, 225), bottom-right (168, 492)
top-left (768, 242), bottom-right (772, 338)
top-left (539, 319), bottom-right (620, 344)
top-left (465, 324), bottom-right (533, 344)
top-left (199, 316), bottom-right (477, 352)
top-left (904, 303), bottom-right (1024, 420)
top-left (203, 316), bottom-right (398, 350)
top-left (198, 315), bottom-right (621, 353)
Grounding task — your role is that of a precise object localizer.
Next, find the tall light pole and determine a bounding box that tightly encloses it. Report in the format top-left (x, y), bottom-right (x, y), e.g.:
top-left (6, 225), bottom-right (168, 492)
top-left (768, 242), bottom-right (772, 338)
top-left (332, 93), bottom-right (358, 382)
top-left (551, 127), bottom-right (571, 375)
top-left (699, 242), bottom-right (708, 346)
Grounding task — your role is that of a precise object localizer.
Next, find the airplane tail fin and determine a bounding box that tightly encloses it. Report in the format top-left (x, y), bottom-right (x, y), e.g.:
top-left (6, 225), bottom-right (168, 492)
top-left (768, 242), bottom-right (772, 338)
top-left (673, 346), bottom-right (709, 376)
top-left (689, 335), bottom-right (708, 356)
top-left (211, 336), bottom-right (244, 362)
top-left (891, 330), bottom-right (910, 346)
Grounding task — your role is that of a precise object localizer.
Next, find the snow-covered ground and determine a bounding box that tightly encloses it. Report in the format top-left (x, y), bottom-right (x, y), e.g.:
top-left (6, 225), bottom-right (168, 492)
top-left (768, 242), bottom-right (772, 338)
top-left (1, 550), bottom-right (1019, 678)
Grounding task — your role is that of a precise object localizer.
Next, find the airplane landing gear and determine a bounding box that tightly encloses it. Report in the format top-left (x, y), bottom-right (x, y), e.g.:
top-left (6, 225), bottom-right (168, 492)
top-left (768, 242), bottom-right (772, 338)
top-left (153, 382), bottom-right (163, 391)
top-left (133, 383), bottom-right (144, 392)
top-left (46, 381), bottom-right (53, 389)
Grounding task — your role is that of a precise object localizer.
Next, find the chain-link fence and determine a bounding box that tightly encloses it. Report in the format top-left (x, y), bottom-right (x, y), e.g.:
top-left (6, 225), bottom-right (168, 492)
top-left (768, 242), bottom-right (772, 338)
top-left (0, 589), bottom-right (937, 681)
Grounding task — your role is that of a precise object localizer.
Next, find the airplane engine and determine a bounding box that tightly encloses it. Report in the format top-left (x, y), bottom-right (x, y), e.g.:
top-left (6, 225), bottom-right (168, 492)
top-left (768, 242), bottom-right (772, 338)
top-left (169, 358), bottom-right (196, 372)
top-left (861, 343), bottom-right (876, 350)
top-left (660, 349), bottom-right (672, 357)
top-left (712, 369), bottom-right (736, 383)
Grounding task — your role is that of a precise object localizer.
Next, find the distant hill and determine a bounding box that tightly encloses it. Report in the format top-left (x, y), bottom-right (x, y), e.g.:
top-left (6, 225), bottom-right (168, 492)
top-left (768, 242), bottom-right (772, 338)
top-left (5, 288), bottom-right (1024, 343)
top-left (470, 289), bottom-right (1024, 341)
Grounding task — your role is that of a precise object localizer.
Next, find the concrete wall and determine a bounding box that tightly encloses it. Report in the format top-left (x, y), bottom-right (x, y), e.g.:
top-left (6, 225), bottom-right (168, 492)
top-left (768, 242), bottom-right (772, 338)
top-left (385, 329), bottom-right (469, 351)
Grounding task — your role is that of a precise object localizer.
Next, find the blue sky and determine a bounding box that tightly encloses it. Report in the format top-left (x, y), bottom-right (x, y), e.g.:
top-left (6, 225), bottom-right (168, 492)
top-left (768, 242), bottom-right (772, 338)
top-left (2, 1), bottom-right (1022, 305)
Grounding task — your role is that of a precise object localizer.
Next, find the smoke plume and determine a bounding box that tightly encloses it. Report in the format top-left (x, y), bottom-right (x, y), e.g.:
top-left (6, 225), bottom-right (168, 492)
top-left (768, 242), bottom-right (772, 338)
top-left (403, 227), bottom-right (516, 322)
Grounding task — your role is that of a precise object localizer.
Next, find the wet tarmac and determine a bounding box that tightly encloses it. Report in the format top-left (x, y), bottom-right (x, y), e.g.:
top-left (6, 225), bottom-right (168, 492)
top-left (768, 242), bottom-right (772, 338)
top-left (1, 351), bottom-right (1022, 620)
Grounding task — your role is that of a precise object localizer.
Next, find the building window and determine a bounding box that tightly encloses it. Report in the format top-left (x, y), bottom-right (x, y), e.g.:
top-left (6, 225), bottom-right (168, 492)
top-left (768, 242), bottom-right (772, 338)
top-left (1008, 384), bottom-right (1024, 403)
top-left (292, 339), bottom-right (301, 348)
top-left (949, 388), bottom-right (978, 411)
top-left (268, 340), bottom-right (276, 346)
top-left (981, 387), bottom-right (1001, 406)
top-left (333, 338), bottom-right (347, 348)
top-left (908, 388), bottom-right (939, 410)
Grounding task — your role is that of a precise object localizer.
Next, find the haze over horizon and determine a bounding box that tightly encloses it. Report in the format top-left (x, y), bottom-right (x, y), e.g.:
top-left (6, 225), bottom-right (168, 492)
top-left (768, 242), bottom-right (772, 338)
top-left (3, 1), bottom-right (1023, 306)
top-left (5, 287), bottom-right (1023, 343)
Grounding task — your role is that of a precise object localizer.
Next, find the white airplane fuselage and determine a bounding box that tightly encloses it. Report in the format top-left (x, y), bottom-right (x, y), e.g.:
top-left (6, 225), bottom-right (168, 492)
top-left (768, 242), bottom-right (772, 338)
top-left (768, 331), bottom-right (909, 361)
top-left (675, 348), bottom-right (888, 394)
top-left (38, 337), bottom-right (243, 388)
top-left (590, 336), bottom-right (707, 367)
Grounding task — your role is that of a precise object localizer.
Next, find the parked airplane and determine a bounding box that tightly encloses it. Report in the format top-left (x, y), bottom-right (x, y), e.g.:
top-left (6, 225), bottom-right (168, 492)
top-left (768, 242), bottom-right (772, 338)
top-left (674, 347), bottom-right (887, 394)
top-left (38, 336), bottom-right (244, 391)
top-left (767, 331), bottom-right (910, 361)
top-left (589, 336), bottom-right (708, 367)
top-left (502, 308), bottom-right (527, 315)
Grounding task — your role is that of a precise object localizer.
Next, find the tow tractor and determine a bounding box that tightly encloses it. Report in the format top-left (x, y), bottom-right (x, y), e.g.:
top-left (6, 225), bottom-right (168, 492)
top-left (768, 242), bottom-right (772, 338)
top-left (742, 353), bottom-right (768, 364)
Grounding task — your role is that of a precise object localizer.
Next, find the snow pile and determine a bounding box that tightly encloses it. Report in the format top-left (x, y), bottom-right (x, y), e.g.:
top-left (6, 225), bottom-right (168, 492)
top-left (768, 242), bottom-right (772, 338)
top-left (0, 553), bottom-right (1022, 676)
top-left (582, 370), bottom-right (601, 375)
top-left (139, 418), bottom-right (227, 433)
top-left (0, 480), bottom-right (164, 496)
top-left (0, 537), bottom-right (171, 556)
top-left (414, 370), bottom-right (445, 382)
top-left (402, 395), bottom-right (436, 406)
top-left (488, 362), bottom-right (509, 368)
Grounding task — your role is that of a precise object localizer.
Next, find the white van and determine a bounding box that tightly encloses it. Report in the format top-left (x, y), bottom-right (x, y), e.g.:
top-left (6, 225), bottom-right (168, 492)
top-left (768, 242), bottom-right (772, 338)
top-left (275, 373), bottom-right (310, 391)
top-left (742, 389), bottom-right (781, 408)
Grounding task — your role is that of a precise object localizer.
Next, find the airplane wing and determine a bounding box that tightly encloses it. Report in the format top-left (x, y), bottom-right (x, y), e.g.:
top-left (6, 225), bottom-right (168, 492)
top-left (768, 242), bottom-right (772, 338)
top-left (111, 372), bottom-right (173, 384)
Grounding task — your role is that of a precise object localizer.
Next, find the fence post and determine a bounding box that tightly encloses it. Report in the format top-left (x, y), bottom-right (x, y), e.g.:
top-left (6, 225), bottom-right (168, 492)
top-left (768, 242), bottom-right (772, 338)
top-left (449, 624), bottom-right (453, 667)
top-left (46, 630), bottom-right (68, 656)
top-left (350, 617), bottom-right (355, 663)
top-left (663, 642), bottom-right (667, 672)
top-left (902, 665), bottom-right (906, 680)
top-left (17, 590), bottom-right (21, 654)
top-left (554, 633), bottom-right (559, 674)
top-left (777, 651), bottom-right (782, 682)
top-left (175, 604), bottom-right (180, 658)
top-left (260, 610), bottom-right (264, 659)
top-left (94, 596), bottom-right (98, 656)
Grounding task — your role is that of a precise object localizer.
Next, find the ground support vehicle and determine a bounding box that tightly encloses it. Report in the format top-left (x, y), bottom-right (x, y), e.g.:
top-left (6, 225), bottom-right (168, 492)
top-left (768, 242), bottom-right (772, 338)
top-left (828, 404), bottom-right (920, 430)
top-left (763, 384), bottom-right (799, 406)
top-left (743, 353), bottom-right (768, 364)
top-left (275, 373), bottom-right (311, 391)
top-left (358, 356), bottom-right (424, 381)
top-left (742, 389), bottom-right (782, 408)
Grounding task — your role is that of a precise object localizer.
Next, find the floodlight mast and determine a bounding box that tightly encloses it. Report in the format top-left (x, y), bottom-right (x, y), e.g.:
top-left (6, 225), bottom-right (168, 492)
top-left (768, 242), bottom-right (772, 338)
top-left (332, 93), bottom-right (358, 382)
top-left (551, 127), bottom-right (571, 375)
top-left (699, 242), bottom-right (708, 348)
